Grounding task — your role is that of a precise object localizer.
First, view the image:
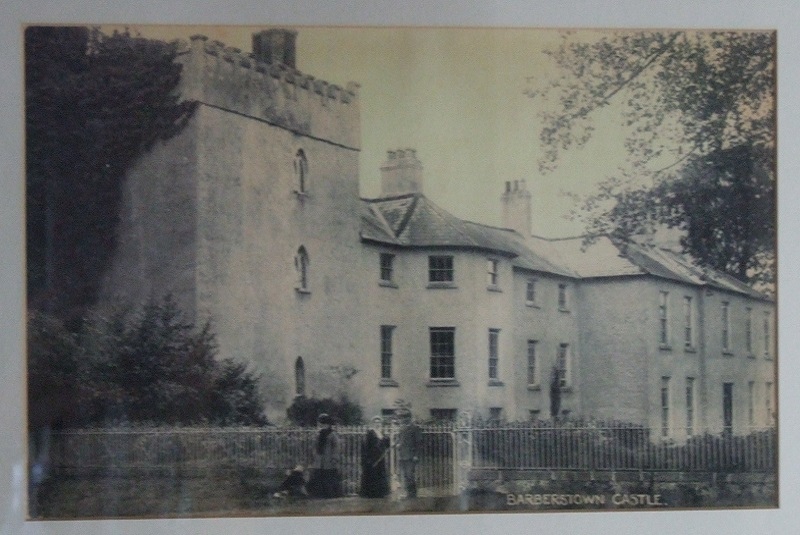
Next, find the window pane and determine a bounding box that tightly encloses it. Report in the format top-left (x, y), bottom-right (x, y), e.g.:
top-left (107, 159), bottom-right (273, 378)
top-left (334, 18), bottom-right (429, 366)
top-left (661, 376), bottom-right (670, 437)
top-left (684, 297), bottom-right (693, 346)
top-left (659, 291), bottom-right (669, 345)
top-left (488, 329), bottom-right (499, 379)
top-left (557, 343), bottom-right (569, 387)
top-left (526, 280), bottom-right (536, 303)
top-left (380, 253), bottom-right (394, 281)
top-left (746, 307), bottom-right (753, 353)
top-left (487, 259), bottom-right (498, 286)
top-left (527, 340), bottom-right (537, 385)
top-left (721, 302), bottom-right (730, 350)
top-left (430, 327), bottom-right (455, 379)
top-left (429, 256), bottom-right (454, 282)
top-left (380, 325), bottom-right (393, 379)
top-left (686, 377), bottom-right (694, 437)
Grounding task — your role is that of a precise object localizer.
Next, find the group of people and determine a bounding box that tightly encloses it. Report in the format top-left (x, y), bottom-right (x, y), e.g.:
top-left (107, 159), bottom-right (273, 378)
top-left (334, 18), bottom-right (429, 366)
top-left (276, 409), bottom-right (421, 500)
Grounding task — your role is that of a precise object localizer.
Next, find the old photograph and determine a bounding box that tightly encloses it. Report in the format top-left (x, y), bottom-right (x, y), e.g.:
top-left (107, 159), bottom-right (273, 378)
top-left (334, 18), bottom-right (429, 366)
top-left (24, 24), bottom-right (776, 520)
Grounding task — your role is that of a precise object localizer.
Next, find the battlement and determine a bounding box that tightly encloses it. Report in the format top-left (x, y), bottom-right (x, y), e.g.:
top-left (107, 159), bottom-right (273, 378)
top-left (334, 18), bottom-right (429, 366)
top-left (180, 33), bottom-right (361, 149)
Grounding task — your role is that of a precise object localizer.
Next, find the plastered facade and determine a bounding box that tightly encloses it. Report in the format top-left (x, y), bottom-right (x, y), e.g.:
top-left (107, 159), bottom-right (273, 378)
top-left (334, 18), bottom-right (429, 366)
top-left (103, 30), bottom-right (775, 433)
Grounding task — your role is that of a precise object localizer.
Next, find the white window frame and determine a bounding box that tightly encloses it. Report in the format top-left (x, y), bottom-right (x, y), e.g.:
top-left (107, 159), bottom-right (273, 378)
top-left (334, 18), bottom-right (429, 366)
top-left (380, 325), bottom-right (394, 381)
top-left (685, 377), bottom-right (695, 437)
top-left (430, 327), bottom-right (456, 380)
top-left (659, 291), bottom-right (670, 347)
top-left (379, 253), bottom-right (395, 284)
top-left (745, 307), bottom-right (753, 355)
top-left (428, 255), bottom-right (454, 284)
top-left (766, 381), bottom-right (773, 425)
top-left (486, 258), bottom-right (499, 288)
top-left (556, 343), bottom-right (570, 388)
top-left (558, 283), bottom-right (568, 311)
top-left (488, 329), bottom-right (500, 380)
top-left (526, 340), bottom-right (538, 386)
top-left (525, 278), bottom-right (537, 306)
top-left (721, 301), bottom-right (731, 352)
top-left (661, 376), bottom-right (671, 438)
top-left (683, 296), bottom-right (694, 349)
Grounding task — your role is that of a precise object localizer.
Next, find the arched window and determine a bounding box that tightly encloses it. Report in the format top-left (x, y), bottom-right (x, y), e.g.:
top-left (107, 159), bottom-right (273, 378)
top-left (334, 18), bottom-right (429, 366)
top-left (295, 246), bottom-right (309, 291)
top-left (295, 357), bottom-right (306, 397)
top-left (294, 149), bottom-right (308, 194)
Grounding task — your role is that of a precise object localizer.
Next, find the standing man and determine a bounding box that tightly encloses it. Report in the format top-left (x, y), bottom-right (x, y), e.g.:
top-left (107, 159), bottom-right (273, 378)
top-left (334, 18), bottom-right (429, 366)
top-left (396, 408), bottom-right (422, 498)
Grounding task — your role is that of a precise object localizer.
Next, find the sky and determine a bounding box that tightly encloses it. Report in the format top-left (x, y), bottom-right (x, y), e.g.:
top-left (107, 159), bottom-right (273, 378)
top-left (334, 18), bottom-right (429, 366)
top-left (123, 25), bottom-right (636, 238)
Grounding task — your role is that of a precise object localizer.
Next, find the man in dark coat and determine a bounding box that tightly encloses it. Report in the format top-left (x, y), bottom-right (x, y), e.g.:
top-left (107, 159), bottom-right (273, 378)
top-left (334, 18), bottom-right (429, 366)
top-left (396, 408), bottom-right (422, 498)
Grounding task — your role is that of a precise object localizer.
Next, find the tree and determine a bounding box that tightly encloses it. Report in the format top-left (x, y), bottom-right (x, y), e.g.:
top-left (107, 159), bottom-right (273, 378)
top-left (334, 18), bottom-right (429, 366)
top-left (27, 310), bottom-right (83, 430)
top-left (528, 30), bottom-right (776, 287)
top-left (27, 297), bottom-right (268, 428)
top-left (25, 27), bottom-right (196, 317)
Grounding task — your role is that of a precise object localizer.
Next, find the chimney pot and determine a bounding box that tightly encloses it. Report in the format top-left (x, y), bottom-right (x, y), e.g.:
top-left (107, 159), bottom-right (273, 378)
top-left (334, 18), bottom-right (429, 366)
top-left (501, 178), bottom-right (532, 236)
top-left (380, 147), bottom-right (424, 196)
top-left (252, 29), bottom-right (297, 68)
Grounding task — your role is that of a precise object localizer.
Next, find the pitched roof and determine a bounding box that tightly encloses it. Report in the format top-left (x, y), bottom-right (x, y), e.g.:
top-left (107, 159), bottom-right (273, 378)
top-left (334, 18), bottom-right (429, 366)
top-left (526, 235), bottom-right (643, 279)
top-left (360, 193), bottom-right (769, 300)
top-left (624, 241), bottom-right (768, 299)
top-left (361, 193), bottom-right (572, 276)
top-left (528, 234), bottom-right (768, 299)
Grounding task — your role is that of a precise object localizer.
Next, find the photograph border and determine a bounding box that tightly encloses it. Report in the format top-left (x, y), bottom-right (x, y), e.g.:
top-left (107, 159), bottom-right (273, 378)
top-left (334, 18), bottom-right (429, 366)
top-left (2, 1), bottom-right (798, 534)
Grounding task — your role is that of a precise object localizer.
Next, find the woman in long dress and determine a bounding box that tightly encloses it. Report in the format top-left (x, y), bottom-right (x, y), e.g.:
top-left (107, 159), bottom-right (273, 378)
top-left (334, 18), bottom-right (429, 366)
top-left (306, 413), bottom-right (343, 498)
top-left (359, 415), bottom-right (390, 498)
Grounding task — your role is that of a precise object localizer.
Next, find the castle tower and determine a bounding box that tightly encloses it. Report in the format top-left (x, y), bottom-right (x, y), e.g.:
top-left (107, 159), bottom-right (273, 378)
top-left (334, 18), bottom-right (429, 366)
top-left (380, 148), bottom-right (424, 196)
top-left (501, 179), bottom-right (532, 236)
top-left (104, 29), bottom-right (365, 421)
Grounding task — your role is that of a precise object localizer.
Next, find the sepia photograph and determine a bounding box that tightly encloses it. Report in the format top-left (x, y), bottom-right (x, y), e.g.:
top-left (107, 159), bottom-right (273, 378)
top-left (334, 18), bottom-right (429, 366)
top-left (21, 22), bottom-right (779, 522)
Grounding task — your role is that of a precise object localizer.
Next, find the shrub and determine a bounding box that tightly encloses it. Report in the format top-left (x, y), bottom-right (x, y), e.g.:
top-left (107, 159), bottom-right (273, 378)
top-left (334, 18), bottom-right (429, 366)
top-left (27, 296), bottom-right (269, 429)
top-left (286, 396), bottom-right (363, 426)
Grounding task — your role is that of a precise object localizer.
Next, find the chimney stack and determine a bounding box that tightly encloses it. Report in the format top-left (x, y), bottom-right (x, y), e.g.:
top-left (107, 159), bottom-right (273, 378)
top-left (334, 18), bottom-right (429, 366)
top-left (501, 179), bottom-right (532, 236)
top-left (380, 148), bottom-right (424, 196)
top-left (252, 29), bottom-right (297, 68)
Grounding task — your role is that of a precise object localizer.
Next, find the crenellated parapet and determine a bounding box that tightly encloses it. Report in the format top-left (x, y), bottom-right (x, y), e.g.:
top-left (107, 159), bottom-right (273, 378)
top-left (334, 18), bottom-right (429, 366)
top-left (180, 33), bottom-right (360, 149)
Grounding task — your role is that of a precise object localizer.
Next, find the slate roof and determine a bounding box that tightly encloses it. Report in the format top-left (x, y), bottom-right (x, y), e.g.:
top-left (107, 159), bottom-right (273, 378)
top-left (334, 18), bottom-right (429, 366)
top-left (361, 193), bottom-right (572, 276)
top-left (360, 193), bottom-right (770, 300)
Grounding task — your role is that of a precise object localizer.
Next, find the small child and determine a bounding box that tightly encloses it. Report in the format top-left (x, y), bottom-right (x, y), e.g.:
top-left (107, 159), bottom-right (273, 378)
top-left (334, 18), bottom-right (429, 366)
top-left (274, 464), bottom-right (307, 498)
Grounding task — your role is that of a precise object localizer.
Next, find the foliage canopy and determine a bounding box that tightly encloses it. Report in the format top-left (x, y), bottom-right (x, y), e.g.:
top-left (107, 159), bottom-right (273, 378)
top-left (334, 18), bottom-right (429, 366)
top-left (28, 296), bottom-right (268, 429)
top-left (528, 30), bottom-right (776, 287)
top-left (25, 26), bottom-right (196, 316)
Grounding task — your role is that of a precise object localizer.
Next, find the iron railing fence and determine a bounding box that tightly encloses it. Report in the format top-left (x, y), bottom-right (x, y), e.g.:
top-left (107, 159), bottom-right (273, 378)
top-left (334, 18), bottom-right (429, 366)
top-left (43, 421), bottom-right (776, 497)
top-left (470, 421), bottom-right (776, 472)
top-left (44, 423), bottom-right (457, 496)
